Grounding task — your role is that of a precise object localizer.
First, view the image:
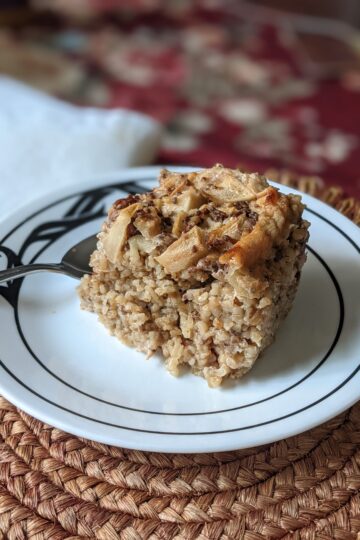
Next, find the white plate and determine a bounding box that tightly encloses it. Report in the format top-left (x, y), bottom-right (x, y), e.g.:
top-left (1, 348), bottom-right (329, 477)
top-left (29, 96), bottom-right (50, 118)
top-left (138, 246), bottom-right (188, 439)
top-left (0, 166), bottom-right (359, 453)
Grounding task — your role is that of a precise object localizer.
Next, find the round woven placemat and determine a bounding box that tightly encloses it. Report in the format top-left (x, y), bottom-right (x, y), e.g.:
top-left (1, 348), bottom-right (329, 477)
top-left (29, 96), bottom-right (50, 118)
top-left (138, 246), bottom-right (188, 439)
top-left (0, 172), bottom-right (359, 540)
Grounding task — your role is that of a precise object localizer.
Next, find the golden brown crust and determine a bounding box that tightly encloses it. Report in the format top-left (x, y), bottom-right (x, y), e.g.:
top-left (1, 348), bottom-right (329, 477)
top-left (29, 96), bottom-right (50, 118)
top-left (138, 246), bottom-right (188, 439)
top-left (219, 187), bottom-right (301, 268)
top-left (101, 164), bottom-right (306, 274)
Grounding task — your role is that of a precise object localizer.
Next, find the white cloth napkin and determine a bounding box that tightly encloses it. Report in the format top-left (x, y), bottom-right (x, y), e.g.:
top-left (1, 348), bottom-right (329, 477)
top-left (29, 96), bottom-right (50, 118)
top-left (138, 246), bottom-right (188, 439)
top-left (0, 77), bottom-right (162, 218)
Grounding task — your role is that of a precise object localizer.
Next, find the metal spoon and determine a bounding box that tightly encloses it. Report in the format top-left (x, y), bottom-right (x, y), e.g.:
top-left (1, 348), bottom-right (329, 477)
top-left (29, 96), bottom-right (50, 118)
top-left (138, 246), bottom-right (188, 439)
top-left (0, 234), bottom-right (97, 284)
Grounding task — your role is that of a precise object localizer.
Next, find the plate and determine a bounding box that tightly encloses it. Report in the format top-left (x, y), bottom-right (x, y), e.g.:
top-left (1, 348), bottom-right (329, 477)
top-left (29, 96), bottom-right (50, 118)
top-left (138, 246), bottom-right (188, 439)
top-left (0, 166), bottom-right (359, 453)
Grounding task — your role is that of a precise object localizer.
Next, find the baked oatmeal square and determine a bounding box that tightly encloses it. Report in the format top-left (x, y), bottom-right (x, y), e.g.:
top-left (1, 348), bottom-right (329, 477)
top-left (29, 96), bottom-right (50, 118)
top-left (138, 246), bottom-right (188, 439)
top-left (79, 165), bottom-right (309, 387)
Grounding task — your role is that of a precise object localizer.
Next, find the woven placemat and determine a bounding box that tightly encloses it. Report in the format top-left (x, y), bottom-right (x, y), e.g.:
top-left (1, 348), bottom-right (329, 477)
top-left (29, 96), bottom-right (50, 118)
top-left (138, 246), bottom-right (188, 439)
top-left (0, 172), bottom-right (359, 540)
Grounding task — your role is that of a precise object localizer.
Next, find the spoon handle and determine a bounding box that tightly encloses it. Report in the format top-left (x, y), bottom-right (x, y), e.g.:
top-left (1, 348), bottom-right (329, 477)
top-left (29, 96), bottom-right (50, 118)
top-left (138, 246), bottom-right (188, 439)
top-left (0, 263), bottom-right (67, 284)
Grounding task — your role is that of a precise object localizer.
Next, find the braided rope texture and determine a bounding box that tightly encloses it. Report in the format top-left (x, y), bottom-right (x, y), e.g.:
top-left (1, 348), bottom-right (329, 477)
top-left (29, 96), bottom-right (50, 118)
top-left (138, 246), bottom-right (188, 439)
top-left (0, 174), bottom-right (359, 540)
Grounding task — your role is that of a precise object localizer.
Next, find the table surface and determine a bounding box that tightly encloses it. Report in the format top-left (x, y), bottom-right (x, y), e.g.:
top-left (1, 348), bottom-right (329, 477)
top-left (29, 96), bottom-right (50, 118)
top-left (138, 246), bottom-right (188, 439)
top-left (1, 2), bottom-right (359, 198)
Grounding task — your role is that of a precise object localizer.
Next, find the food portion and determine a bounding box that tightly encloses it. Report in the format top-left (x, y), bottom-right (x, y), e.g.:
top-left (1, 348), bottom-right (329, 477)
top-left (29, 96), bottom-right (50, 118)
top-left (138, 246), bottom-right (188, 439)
top-left (78, 165), bottom-right (309, 387)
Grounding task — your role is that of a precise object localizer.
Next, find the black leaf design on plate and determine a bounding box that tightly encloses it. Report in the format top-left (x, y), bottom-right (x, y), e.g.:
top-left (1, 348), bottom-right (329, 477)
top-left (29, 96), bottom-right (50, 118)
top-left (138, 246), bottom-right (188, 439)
top-left (0, 181), bottom-right (148, 310)
top-left (19, 211), bottom-right (105, 264)
top-left (0, 246), bottom-right (23, 308)
top-left (64, 187), bottom-right (112, 218)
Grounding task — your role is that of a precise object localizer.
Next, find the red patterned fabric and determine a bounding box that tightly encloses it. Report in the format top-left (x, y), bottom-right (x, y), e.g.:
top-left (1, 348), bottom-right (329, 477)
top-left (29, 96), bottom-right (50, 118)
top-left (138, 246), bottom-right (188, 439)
top-left (4, 1), bottom-right (360, 196)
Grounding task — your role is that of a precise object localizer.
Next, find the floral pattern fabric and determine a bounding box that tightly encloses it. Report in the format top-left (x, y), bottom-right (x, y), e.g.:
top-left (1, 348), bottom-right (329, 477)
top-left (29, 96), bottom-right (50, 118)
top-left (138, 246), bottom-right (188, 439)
top-left (2, 0), bottom-right (360, 196)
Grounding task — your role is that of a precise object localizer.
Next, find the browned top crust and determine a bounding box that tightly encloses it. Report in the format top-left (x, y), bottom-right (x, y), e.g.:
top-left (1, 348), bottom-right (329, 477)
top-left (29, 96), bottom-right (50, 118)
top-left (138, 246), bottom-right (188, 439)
top-left (100, 164), bottom-right (307, 274)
